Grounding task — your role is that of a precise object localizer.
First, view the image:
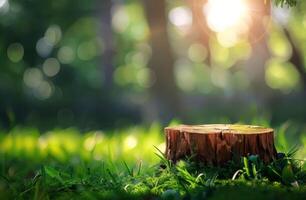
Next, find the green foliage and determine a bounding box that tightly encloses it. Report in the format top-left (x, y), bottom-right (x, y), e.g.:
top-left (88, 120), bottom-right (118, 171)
top-left (0, 123), bottom-right (306, 199)
top-left (235, 150), bottom-right (306, 186)
top-left (274, 0), bottom-right (298, 7)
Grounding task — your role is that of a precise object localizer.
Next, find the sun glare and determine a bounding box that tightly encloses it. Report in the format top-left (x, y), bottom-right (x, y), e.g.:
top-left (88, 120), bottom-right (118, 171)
top-left (204, 0), bottom-right (249, 33)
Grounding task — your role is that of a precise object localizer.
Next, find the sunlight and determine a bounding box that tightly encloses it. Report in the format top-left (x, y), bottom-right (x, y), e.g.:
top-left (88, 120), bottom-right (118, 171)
top-left (204, 0), bottom-right (249, 33)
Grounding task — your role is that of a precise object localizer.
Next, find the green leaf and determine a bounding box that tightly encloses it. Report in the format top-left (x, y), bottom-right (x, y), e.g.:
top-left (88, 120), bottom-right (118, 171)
top-left (44, 166), bottom-right (64, 184)
top-left (243, 157), bottom-right (251, 177)
top-left (281, 163), bottom-right (295, 184)
top-left (123, 161), bottom-right (133, 176)
top-left (267, 165), bottom-right (281, 178)
top-left (287, 145), bottom-right (299, 157)
top-left (252, 163), bottom-right (258, 179)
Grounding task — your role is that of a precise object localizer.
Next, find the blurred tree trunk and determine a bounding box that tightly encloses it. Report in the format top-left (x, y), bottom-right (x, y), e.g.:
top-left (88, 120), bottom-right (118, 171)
top-left (283, 28), bottom-right (306, 88)
top-left (143, 0), bottom-right (181, 121)
top-left (188, 0), bottom-right (211, 65)
top-left (99, 0), bottom-right (115, 89)
top-left (244, 0), bottom-right (271, 95)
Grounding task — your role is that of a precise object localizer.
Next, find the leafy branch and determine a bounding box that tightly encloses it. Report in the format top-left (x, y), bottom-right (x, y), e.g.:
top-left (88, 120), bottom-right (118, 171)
top-left (273, 0), bottom-right (298, 7)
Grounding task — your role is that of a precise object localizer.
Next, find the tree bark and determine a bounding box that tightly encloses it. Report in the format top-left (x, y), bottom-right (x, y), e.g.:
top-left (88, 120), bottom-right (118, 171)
top-left (165, 124), bottom-right (277, 165)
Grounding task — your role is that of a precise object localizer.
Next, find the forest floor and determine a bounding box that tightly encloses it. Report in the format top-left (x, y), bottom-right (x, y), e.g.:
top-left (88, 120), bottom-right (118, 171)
top-left (0, 121), bottom-right (306, 199)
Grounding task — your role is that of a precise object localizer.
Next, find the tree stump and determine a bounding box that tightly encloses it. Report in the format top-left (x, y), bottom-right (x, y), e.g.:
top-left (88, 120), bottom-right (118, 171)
top-left (165, 124), bottom-right (277, 165)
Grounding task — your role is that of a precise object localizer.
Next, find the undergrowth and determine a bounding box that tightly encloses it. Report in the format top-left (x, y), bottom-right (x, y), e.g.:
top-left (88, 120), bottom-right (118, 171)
top-left (0, 123), bottom-right (306, 199)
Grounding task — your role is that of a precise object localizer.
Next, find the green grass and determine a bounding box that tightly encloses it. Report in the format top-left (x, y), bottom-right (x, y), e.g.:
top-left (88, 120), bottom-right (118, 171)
top-left (0, 121), bottom-right (306, 199)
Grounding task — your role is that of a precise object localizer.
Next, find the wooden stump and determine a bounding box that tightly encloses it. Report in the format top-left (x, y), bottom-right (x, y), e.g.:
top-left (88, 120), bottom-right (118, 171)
top-left (165, 124), bottom-right (277, 165)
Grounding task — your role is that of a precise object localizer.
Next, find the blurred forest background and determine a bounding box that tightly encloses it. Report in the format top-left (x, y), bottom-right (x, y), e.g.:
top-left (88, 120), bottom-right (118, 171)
top-left (1, 0), bottom-right (306, 131)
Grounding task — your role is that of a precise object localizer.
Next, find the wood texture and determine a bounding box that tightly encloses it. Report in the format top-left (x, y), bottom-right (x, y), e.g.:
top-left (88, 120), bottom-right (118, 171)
top-left (165, 124), bottom-right (277, 165)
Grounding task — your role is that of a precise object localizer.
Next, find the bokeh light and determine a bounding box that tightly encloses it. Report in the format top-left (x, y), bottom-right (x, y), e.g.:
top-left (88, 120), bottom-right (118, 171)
top-left (42, 58), bottom-right (61, 77)
top-left (7, 43), bottom-right (24, 63)
top-left (23, 68), bottom-right (54, 99)
top-left (268, 27), bottom-right (292, 59)
top-left (124, 135), bottom-right (138, 150)
top-left (36, 37), bottom-right (53, 58)
top-left (210, 39), bottom-right (231, 67)
top-left (217, 30), bottom-right (239, 48)
top-left (169, 6), bottom-right (192, 28)
top-left (211, 66), bottom-right (230, 89)
top-left (77, 38), bottom-right (103, 61)
top-left (23, 68), bottom-right (44, 88)
top-left (174, 59), bottom-right (196, 92)
top-left (34, 81), bottom-right (53, 100)
top-left (112, 5), bottom-right (130, 33)
top-left (231, 41), bottom-right (252, 61)
top-left (57, 46), bottom-right (75, 64)
top-left (188, 43), bottom-right (207, 63)
top-left (136, 68), bottom-right (154, 88)
top-left (195, 64), bottom-right (214, 94)
top-left (112, 3), bottom-right (148, 40)
top-left (265, 59), bottom-right (300, 92)
top-left (204, 0), bottom-right (249, 33)
top-left (114, 66), bottom-right (131, 86)
top-left (45, 25), bottom-right (62, 46)
top-left (77, 40), bottom-right (97, 61)
top-left (83, 133), bottom-right (104, 152)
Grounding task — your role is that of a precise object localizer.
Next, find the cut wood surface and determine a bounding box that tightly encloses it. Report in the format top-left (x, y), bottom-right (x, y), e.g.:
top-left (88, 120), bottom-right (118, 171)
top-left (165, 124), bottom-right (277, 165)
